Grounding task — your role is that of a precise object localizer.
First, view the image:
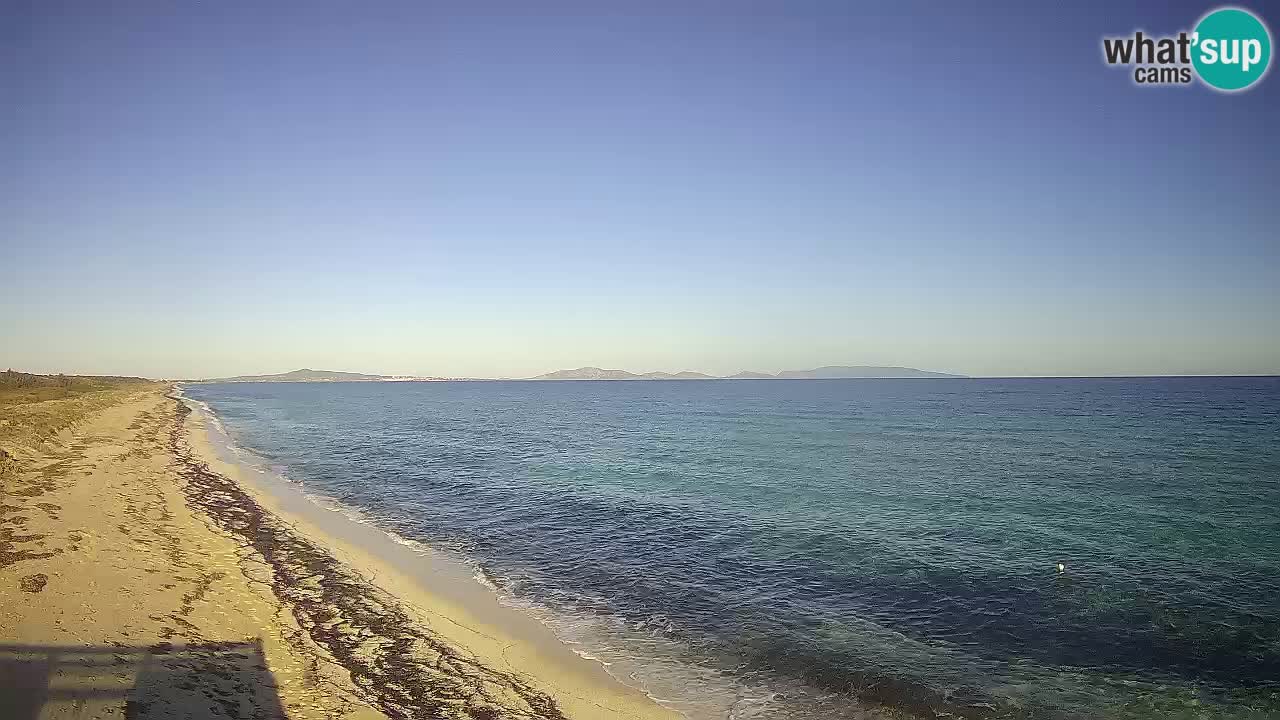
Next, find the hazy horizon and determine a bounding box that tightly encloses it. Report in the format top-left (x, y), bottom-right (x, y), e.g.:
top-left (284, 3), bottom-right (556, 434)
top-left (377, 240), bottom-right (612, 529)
top-left (8, 363), bottom-right (1280, 382)
top-left (5, 1), bottom-right (1278, 379)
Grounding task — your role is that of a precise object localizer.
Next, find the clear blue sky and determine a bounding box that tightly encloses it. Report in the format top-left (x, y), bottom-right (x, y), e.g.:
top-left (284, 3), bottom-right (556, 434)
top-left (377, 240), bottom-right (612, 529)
top-left (4, 1), bottom-right (1277, 378)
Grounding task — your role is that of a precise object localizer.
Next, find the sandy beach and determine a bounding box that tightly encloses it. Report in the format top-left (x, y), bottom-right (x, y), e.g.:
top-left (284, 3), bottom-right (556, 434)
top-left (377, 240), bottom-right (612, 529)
top-left (1, 381), bottom-right (681, 720)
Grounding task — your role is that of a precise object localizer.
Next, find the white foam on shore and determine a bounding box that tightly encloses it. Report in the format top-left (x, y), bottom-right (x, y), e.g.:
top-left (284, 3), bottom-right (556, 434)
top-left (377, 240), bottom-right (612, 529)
top-left (472, 565), bottom-right (501, 591)
top-left (175, 386), bottom-right (847, 720)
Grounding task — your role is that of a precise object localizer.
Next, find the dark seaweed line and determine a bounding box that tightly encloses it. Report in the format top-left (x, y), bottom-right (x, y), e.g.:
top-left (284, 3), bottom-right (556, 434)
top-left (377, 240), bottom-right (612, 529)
top-left (167, 396), bottom-right (570, 720)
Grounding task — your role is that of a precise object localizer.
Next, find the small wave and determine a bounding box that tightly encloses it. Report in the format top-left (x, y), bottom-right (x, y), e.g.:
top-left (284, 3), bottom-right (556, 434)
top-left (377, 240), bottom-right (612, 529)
top-left (383, 529), bottom-right (433, 554)
top-left (472, 565), bottom-right (502, 592)
top-left (569, 648), bottom-right (612, 666)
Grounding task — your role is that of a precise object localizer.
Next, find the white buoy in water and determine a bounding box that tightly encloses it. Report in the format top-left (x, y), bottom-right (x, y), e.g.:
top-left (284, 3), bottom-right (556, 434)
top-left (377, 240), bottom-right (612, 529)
top-left (1056, 562), bottom-right (1066, 574)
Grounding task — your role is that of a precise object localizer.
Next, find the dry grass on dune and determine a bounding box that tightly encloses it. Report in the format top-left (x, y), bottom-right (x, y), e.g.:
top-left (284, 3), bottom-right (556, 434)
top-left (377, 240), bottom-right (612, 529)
top-left (0, 370), bottom-right (158, 479)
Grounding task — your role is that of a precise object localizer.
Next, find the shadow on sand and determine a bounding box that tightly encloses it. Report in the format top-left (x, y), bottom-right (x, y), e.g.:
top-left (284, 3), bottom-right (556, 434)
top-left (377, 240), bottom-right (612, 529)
top-left (0, 640), bottom-right (286, 719)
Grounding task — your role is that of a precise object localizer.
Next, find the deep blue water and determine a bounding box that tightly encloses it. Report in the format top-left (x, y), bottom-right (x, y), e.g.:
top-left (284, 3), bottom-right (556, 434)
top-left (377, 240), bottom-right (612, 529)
top-left (183, 378), bottom-right (1280, 719)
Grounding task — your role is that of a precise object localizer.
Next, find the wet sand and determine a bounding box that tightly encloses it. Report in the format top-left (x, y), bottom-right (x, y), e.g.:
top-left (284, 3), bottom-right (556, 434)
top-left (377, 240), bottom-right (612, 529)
top-left (1, 384), bottom-right (681, 720)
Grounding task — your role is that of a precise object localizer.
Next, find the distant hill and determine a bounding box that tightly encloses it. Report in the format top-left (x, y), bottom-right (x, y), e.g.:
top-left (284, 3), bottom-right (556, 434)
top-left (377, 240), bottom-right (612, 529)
top-left (529, 367), bottom-right (643, 381)
top-left (640, 371), bottom-right (718, 380)
top-left (774, 365), bottom-right (963, 379)
top-left (529, 365), bottom-right (965, 380)
top-left (198, 368), bottom-right (397, 383)
top-left (530, 367), bottom-right (725, 381)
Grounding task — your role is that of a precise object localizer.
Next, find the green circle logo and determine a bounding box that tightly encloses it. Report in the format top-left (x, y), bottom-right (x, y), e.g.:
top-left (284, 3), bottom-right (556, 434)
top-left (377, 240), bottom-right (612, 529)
top-left (1192, 7), bottom-right (1272, 91)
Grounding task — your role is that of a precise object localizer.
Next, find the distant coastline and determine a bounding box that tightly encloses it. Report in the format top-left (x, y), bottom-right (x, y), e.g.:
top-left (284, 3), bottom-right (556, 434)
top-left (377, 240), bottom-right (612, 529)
top-left (189, 368), bottom-right (463, 383)
top-left (528, 365), bottom-right (966, 380)
top-left (190, 365), bottom-right (967, 383)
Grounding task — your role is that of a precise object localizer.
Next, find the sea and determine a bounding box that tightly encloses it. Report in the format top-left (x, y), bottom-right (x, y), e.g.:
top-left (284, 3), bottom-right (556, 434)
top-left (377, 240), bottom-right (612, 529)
top-left (181, 377), bottom-right (1280, 720)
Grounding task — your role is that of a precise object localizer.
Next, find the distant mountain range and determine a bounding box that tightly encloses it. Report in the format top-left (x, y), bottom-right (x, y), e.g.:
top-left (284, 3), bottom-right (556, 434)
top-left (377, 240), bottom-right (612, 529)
top-left (529, 367), bottom-right (718, 381)
top-left (193, 369), bottom-right (440, 383)
top-left (528, 365), bottom-right (965, 380)
top-left (190, 365), bottom-right (965, 383)
top-left (776, 365), bottom-right (963, 379)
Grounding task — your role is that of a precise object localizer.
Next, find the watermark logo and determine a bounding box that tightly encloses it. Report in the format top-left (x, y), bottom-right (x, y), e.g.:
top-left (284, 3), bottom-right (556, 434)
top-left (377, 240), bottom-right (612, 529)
top-left (1102, 6), bottom-right (1272, 92)
top-left (1192, 7), bottom-right (1271, 90)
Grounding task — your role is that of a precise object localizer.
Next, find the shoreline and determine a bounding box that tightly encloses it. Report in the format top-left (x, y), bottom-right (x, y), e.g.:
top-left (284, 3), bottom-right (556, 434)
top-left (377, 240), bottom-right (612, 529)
top-left (1, 383), bottom-right (682, 719)
top-left (175, 390), bottom-right (684, 719)
top-left (1, 384), bottom-right (384, 719)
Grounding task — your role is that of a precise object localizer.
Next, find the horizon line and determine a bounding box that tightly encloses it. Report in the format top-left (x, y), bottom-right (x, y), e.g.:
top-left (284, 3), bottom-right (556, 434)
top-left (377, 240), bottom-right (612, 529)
top-left (9, 367), bottom-right (1280, 382)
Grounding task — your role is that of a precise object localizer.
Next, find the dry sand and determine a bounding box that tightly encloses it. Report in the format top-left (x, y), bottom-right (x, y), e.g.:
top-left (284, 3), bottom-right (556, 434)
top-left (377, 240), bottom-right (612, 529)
top-left (1, 384), bottom-right (682, 720)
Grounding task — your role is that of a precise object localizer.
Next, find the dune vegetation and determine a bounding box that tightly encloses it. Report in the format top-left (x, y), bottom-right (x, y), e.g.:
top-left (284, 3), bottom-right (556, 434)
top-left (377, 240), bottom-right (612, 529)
top-left (0, 370), bottom-right (157, 478)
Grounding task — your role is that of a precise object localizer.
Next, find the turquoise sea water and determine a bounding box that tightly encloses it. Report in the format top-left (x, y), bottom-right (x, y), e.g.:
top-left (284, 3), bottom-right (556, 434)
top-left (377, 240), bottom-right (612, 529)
top-left (183, 377), bottom-right (1280, 719)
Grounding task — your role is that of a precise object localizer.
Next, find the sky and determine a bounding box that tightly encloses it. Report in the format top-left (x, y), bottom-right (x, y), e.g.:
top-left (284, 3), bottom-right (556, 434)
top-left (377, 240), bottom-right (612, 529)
top-left (3, 0), bottom-right (1278, 379)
